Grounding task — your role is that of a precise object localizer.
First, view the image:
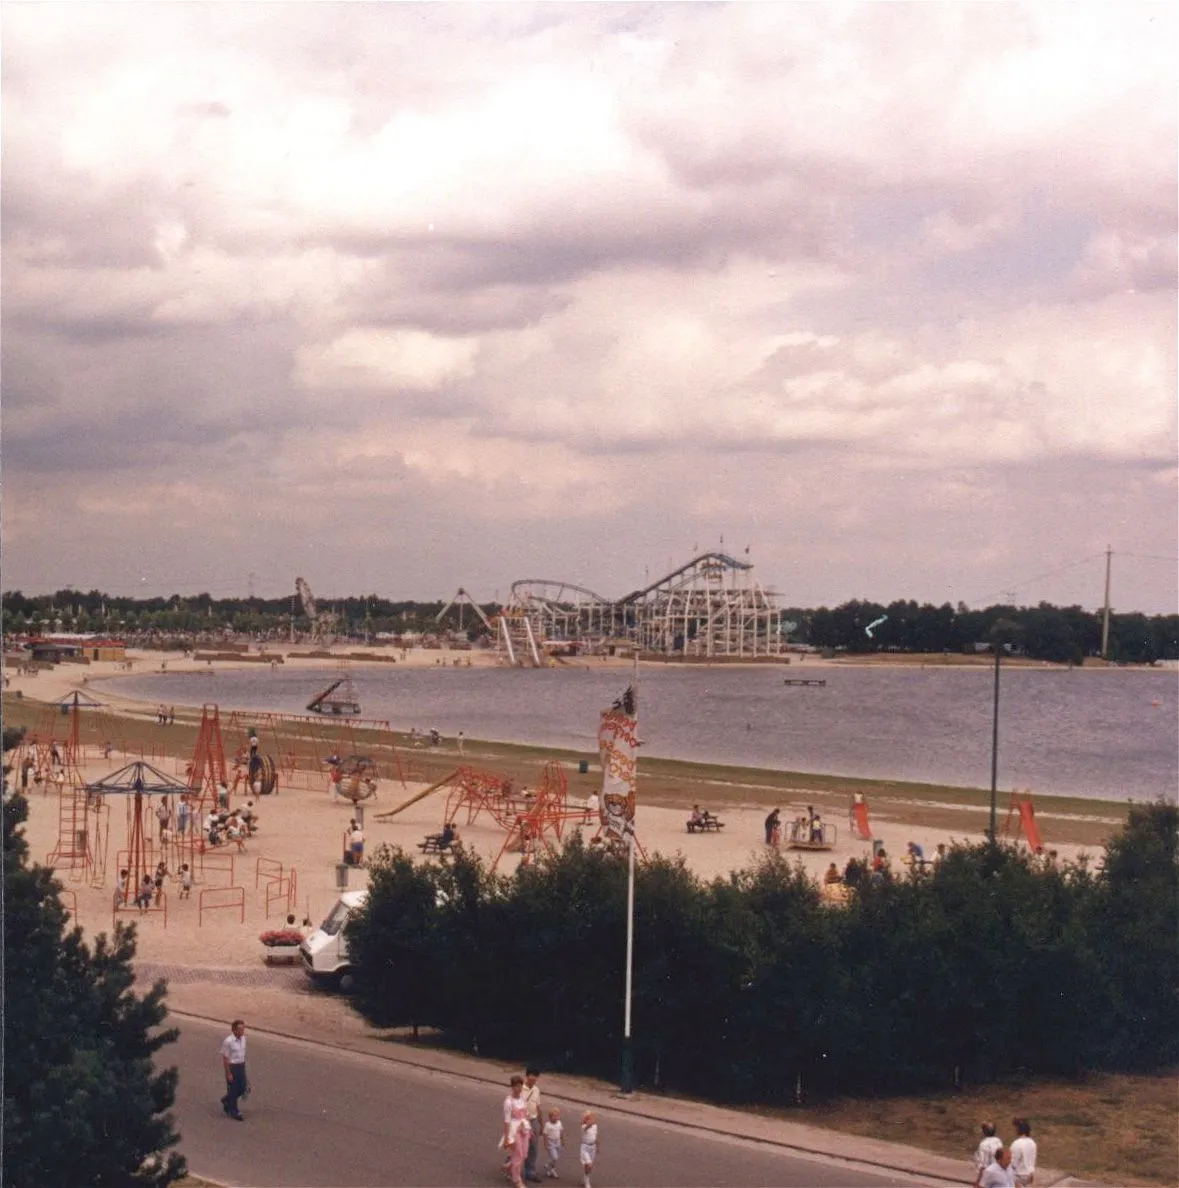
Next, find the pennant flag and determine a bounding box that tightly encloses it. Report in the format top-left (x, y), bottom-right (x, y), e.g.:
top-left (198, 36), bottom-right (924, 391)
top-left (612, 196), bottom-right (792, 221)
top-left (598, 685), bottom-right (638, 840)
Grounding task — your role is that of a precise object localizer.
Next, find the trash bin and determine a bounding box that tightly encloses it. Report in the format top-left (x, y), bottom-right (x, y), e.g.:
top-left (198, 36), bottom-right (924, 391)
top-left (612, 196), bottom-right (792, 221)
top-left (578, 760), bottom-right (589, 774)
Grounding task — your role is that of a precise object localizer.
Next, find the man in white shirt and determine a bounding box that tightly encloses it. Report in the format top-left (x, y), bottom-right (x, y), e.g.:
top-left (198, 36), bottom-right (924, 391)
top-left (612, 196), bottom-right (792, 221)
top-left (979, 1148), bottom-right (1014, 1188)
top-left (522, 1068), bottom-right (542, 1183)
top-left (219, 1019), bottom-right (248, 1120)
top-left (973, 1121), bottom-right (1003, 1187)
top-left (1010, 1119), bottom-right (1037, 1186)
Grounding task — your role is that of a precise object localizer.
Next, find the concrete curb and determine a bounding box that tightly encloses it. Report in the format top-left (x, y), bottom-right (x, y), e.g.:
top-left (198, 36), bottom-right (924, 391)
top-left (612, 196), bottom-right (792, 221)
top-left (169, 1006), bottom-right (1077, 1186)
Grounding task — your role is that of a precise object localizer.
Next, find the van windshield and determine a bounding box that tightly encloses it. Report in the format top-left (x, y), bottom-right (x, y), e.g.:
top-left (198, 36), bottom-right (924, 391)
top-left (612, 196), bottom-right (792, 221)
top-left (320, 901), bottom-right (351, 937)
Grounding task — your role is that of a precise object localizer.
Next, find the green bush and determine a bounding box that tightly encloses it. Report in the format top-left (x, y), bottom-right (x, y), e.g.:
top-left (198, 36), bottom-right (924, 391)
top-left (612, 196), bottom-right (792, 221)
top-left (349, 802), bottom-right (1178, 1103)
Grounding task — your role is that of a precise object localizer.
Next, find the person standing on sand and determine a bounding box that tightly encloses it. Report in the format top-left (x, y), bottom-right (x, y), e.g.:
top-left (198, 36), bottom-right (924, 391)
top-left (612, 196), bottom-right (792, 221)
top-left (764, 808), bottom-right (781, 846)
top-left (219, 1019), bottom-right (248, 1121)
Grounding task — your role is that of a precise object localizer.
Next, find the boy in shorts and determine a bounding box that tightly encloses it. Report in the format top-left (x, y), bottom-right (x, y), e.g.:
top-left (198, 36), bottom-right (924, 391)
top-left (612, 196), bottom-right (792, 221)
top-left (542, 1107), bottom-right (563, 1178)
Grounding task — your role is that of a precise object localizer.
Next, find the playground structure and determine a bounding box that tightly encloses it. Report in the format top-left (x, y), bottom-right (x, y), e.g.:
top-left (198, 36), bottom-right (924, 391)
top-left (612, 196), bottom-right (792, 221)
top-left (330, 755), bottom-right (380, 804)
top-left (500, 552), bottom-right (789, 665)
top-left (785, 818), bottom-right (837, 851)
top-left (375, 761), bottom-right (597, 870)
top-left (18, 689), bottom-right (129, 775)
top-left (1003, 789), bottom-right (1044, 853)
top-left (87, 760), bottom-right (192, 926)
top-left (231, 752), bottom-right (279, 797)
top-left (227, 710), bottom-right (404, 795)
top-left (46, 758), bottom-right (109, 887)
top-left (850, 797), bottom-right (872, 840)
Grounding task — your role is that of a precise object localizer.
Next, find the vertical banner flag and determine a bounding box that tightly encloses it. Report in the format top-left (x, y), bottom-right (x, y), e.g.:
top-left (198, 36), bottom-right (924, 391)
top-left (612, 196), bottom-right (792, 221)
top-left (598, 685), bottom-right (638, 840)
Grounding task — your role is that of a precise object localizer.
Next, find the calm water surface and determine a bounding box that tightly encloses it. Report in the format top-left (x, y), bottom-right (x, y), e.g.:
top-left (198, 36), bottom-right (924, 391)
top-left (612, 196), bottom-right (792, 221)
top-left (116, 664), bottom-right (1177, 803)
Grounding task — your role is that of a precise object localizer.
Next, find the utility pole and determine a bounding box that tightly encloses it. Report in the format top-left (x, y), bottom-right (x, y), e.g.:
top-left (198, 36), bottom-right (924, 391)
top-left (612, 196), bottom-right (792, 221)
top-left (1101, 546), bottom-right (1112, 662)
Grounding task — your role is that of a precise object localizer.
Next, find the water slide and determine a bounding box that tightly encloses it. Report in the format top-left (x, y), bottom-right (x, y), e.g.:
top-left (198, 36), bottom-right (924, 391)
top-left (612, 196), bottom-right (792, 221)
top-left (306, 679), bottom-right (343, 713)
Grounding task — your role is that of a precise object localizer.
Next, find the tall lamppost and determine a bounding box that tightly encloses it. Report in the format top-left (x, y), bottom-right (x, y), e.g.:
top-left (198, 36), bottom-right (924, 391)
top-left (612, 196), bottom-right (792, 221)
top-left (988, 619), bottom-right (1019, 843)
top-left (989, 643), bottom-right (1001, 843)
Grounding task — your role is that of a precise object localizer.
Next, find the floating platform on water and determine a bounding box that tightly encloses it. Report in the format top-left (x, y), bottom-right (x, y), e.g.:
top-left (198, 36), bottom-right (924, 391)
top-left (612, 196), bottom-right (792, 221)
top-left (306, 676), bottom-right (362, 715)
top-left (783, 678), bottom-right (826, 687)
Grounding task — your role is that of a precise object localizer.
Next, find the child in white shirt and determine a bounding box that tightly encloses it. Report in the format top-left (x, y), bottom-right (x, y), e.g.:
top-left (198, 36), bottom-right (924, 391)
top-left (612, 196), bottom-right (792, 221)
top-left (542, 1107), bottom-right (563, 1178)
top-left (579, 1111), bottom-right (598, 1188)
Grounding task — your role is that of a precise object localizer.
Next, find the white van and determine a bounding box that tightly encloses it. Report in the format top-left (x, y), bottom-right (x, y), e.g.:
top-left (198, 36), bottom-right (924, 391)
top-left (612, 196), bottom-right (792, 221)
top-left (301, 889), bottom-right (368, 992)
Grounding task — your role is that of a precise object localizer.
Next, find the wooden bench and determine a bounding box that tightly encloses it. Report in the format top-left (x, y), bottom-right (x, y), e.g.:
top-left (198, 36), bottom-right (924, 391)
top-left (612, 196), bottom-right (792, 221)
top-left (686, 817), bottom-right (725, 833)
top-left (417, 834), bottom-right (453, 855)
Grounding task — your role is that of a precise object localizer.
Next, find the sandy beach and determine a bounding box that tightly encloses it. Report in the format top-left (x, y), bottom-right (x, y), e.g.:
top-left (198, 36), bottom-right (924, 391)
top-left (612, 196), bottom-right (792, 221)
top-left (3, 646), bottom-right (1097, 975)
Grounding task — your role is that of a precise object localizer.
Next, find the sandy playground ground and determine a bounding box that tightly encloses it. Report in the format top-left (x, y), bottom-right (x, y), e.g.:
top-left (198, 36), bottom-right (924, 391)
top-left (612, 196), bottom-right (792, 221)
top-left (5, 647), bottom-right (1089, 975)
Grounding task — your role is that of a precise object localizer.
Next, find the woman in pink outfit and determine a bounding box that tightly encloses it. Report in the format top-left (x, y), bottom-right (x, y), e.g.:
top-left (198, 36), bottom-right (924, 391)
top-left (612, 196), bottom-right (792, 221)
top-left (502, 1075), bottom-right (530, 1188)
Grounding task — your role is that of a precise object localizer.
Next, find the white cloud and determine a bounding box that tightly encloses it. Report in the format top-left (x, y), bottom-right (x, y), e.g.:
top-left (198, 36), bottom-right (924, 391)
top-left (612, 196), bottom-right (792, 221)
top-left (1, 4), bottom-right (1175, 612)
top-left (294, 328), bottom-right (478, 392)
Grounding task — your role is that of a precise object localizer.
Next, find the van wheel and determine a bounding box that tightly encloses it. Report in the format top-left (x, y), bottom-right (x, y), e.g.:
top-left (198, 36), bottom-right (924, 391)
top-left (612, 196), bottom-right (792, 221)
top-left (336, 970), bottom-right (356, 994)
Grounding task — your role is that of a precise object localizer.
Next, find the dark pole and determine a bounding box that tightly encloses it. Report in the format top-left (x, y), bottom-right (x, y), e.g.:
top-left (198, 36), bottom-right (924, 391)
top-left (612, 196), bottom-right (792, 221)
top-left (989, 646), bottom-right (1001, 842)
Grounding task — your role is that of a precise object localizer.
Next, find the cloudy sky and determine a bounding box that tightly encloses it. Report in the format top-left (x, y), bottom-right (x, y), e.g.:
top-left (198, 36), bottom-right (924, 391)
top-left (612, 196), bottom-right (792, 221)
top-left (3, 3), bottom-right (1176, 613)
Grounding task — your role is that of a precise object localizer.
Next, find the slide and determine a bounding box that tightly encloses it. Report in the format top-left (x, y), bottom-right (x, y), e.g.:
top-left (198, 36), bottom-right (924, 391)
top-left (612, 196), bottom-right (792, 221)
top-left (852, 801), bottom-right (872, 840)
top-left (1018, 798), bottom-right (1043, 853)
top-left (373, 769), bottom-right (459, 820)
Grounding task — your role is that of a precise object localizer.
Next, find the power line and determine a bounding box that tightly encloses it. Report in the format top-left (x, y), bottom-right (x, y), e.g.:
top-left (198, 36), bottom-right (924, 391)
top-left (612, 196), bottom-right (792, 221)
top-left (970, 551), bottom-right (1107, 607)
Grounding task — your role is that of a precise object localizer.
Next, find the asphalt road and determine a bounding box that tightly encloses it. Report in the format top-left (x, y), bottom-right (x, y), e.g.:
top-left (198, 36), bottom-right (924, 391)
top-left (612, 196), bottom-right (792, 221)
top-left (169, 1018), bottom-right (932, 1188)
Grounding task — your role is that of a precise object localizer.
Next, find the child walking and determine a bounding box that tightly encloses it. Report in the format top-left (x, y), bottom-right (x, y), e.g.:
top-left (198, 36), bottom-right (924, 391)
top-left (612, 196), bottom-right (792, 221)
top-left (179, 864), bottom-right (193, 899)
top-left (542, 1107), bottom-right (564, 1178)
top-left (579, 1111), bottom-right (598, 1188)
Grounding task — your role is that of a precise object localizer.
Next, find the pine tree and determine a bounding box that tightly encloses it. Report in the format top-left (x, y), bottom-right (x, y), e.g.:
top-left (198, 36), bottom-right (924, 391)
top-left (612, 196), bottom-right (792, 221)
top-left (2, 793), bottom-right (186, 1187)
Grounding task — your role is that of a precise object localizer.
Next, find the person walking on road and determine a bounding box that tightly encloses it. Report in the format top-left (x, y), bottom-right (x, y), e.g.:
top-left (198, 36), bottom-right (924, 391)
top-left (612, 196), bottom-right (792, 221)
top-left (501, 1075), bottom-right (530, 1188)
top-left (522, 1067), bottom-right (542, 1183)
top-left (973, 1121), bottom-right (1003, 1188)
top-left (542, 1107), bottom-right (564, 1178)
top-left (1010, 1119), bottom-right (1037, 1186)
top-left (220, 1019), bottom-right (248, 1121)
top-left (979, 1146), bottom-right (1015, 1188)
top-left (579, 1111), bottom-right (598, 1188)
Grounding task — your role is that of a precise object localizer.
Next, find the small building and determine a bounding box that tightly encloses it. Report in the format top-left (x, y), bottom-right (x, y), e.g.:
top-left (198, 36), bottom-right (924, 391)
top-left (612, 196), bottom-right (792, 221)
top-left (28, 639), bottom-right (84, 663)
top-left (88, 639), bottom-right (127, 662)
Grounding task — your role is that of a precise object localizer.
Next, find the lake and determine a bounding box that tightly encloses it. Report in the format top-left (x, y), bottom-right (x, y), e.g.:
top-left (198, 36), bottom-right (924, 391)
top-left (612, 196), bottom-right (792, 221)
top-left (113, 662), bottom-right (1178, 803)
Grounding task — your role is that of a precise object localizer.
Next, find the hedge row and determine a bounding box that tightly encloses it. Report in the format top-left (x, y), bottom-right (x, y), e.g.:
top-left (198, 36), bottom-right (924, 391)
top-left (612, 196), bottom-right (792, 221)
top-left (347, 801), bottom-right (1178, 1103)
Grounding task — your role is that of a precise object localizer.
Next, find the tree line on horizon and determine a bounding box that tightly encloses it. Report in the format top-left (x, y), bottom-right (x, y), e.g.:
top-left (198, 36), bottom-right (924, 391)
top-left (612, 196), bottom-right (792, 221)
top-left (2, 587), bottom-right (1176, 664)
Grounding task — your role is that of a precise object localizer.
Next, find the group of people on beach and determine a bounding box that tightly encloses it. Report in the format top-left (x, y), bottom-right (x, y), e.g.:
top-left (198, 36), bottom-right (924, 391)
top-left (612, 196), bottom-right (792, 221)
top-left (153, 791), bottom-right (258, 850)
top-left (762, 805), bottom-right (825, 846)
top-left (501, 1069), bottom-right (598, 1188)
top-left (973, 1118), bottom-right (1037, 1187)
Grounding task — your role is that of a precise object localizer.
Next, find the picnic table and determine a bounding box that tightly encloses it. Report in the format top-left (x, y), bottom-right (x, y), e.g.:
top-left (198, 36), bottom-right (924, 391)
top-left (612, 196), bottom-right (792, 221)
top-left (686, 815), bottom-right (725, 834)
top-left (418, 833), bottom-right (455, 855)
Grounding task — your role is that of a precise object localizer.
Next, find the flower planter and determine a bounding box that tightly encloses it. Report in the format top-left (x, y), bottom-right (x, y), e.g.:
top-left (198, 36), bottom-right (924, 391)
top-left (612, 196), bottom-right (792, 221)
top-left (262, 943), bottom-right (301, 965)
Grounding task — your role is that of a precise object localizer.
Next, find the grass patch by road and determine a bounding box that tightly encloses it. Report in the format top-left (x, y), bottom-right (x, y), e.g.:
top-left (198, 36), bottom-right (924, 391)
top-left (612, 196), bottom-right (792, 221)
top-left (789, 1068), bottom-right (1178, 1185)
